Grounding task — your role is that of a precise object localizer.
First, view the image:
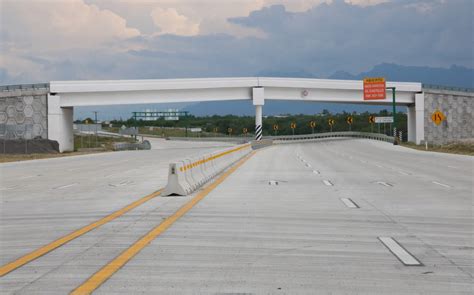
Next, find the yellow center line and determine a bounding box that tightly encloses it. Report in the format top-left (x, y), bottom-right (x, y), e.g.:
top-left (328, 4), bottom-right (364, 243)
top-left (0, 189), bottom-right (163, 277)
top-left (71, 151), bottom-right (256, 295)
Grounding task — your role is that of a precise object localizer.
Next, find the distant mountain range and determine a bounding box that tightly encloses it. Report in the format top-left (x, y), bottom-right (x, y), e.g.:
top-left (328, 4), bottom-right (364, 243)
top-left (329, 63), bottom-right (473, 88)
top-left (183, 63), bottom-right (473, 116)
top-left (75, 63), bottom-right (473, 119)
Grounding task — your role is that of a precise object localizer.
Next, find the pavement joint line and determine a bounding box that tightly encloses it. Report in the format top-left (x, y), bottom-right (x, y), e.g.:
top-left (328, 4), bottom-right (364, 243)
top-left (378, 237), bottom-right (422, 266)
top-left (0, 189), bottom-right (163, 277)
top-left (432, 181), bottom-right (451, 188)
top-left (323, 180), bottom-right (333, 186)
top-left (340, 198), bottom-right (359, 208)
top-left (70, 151), bottom-right (257, 295)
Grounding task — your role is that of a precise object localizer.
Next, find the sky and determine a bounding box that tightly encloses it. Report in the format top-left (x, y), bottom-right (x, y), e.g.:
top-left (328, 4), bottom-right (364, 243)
top-left (0, 0), bottom-right (473, 85)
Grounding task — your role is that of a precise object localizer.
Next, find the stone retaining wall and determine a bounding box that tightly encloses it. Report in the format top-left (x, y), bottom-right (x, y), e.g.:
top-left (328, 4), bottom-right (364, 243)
top-left (0, 88), bottom-right (49, 140)
top-left (424, 88), bottom-right (474, 144)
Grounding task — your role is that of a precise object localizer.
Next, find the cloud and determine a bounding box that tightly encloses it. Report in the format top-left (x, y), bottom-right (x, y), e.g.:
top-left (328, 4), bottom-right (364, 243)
top-left (0, 0), bottom-right (472, 84)
top-left (151, 7), bottom-right (199, 36)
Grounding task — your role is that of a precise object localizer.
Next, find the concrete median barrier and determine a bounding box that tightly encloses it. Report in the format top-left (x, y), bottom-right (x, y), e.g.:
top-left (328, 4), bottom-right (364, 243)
top-left (163, 143), bottom-right (252, 196)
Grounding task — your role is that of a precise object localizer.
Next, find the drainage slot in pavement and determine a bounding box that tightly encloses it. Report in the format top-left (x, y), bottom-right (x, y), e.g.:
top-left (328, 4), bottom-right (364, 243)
top-left (268, 180), bottom-right (279, 186)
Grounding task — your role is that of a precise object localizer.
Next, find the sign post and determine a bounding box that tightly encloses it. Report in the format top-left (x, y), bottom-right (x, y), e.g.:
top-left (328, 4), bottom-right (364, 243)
top-left (346, 116), bottom-right (353, 131)
top-left (369, 115), bottom-right (375, 133)
top-left (309, 121), bottom-right (316, 134)
top-left (387, 87), bottom-right (397, 145)
top-left (290, 122), bottom-right (296, 136)
top-left (363, 77), bottom-right (397, 145)
top-left (328, 119), bottom-right (335, 132)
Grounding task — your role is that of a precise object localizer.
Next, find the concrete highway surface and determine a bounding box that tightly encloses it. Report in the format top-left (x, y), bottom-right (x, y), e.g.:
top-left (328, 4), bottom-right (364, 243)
top-left (0, 138), bottom-right (472, 294)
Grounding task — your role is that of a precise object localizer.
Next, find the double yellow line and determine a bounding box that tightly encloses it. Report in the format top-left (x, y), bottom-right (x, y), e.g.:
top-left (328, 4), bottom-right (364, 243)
top-left (0, 189), bottom-right (162, 277)
top-left (1, 150), bottom-right (255, 294)
top-left (71, 151), bottom-right (255, 294)
top-left (180, 143), bottom-right (251, 172)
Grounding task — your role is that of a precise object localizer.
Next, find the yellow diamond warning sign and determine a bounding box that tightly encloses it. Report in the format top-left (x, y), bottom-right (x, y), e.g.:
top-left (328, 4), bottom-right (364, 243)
top-left (431, 110), bottom-right (446, 126)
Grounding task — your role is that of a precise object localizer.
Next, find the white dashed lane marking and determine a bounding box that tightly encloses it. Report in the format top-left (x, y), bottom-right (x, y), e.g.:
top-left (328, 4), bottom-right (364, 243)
top-left (323, 180), bottom-right (333, 186)
top-left (378, 237), bottom-right (422, 266)
top-left (376, 181), bottom-right (393, 187)
top-left (340, 198), bottom-right (359, 208)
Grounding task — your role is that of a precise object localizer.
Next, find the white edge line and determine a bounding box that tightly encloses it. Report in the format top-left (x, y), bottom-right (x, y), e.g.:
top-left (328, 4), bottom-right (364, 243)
top-left (378, 237), bottom-right (422, 266)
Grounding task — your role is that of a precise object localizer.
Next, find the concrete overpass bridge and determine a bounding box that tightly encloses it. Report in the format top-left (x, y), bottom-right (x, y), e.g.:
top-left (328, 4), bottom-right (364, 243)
top-left (47, 77), bottom-right (423, 152)
top-left (2, 78), bottom-right (473, 152)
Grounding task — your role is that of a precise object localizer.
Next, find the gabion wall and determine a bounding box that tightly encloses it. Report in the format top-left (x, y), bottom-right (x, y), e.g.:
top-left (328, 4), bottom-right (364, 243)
top-left (0, 91), bottom-right (48, 140)
top-left (424, 89), bottom-right (474, 144)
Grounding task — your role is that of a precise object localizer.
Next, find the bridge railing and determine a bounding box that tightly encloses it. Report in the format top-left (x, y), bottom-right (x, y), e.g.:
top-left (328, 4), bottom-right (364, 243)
top-left (267, 132), bottom-right (395, 143)
top-left (0, 83), bottom-right (50, 92)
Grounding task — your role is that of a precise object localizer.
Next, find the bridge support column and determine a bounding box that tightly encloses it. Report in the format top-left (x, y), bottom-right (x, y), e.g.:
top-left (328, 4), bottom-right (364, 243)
top-left (407, 105), bottom-right (416, 143)
top-left (253, 87), bottom-right (264, 141)
top-left (407, 93), bottom-right (425, 144)
top-left (48, 94), bottom-right (74, 152)
top-left (414, 93), bottom-right (425, 144)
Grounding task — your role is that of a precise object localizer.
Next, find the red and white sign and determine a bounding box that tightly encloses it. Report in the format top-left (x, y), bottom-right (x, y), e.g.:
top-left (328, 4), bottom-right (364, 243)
top-left (363, 77), bottom-right (386, 100)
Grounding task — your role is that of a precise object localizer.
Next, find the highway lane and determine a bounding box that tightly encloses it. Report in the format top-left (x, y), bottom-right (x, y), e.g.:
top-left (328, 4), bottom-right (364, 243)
top-left (94, 139), bottom-right (472, 294)
top-left (0, 139), bottom-right (233, 274)
top-left (1, 139), bottom-right (472, 294)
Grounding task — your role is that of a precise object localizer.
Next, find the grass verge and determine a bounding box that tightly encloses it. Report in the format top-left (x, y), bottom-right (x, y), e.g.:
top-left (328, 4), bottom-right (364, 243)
top-left (401, 141), bottom-right (474, 156)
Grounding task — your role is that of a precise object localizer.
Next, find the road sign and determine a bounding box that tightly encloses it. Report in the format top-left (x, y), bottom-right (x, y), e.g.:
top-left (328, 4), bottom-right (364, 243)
top-left (328, 119), bottom-right (335, 126)
top-left (242, 128), bottom-right (248, 134)
top-left (431, 110), bottom-right (446, 126)
top-left (363, 77), bottom-right (386, 100)
top-left (273, 124), bottom-right (279, 131)
top-left (309, 121), bottom-right (316, 128)
top-left (346, 116), bottom-right (353, 125)
top-left (227, 128), bottom-right (233, 134)
top-left (213, 127), bottom-right (218, 133)
top-left (290, 122), bottom-right (296, 129)
top-left (368, 115), bottom-right (375, 124)
top-left (190, 128), bottom-right (202, 132)
top-left (374, 116), bottom-right (394, 123)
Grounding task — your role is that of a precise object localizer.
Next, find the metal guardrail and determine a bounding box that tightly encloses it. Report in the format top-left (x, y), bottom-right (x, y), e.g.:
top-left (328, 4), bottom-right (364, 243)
top-left (268, 132), bottom-right (395, 143)
top-left (0, 83), bottom-right (50, 92)
top-left (422, 84), bottom-right (474, 93)
top-left (167, 136), bottom-right (251, 143)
